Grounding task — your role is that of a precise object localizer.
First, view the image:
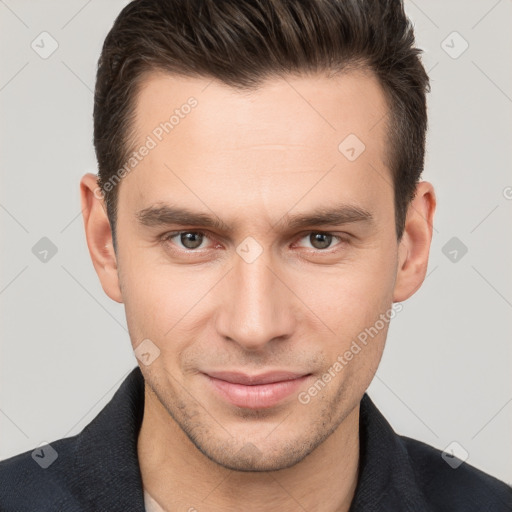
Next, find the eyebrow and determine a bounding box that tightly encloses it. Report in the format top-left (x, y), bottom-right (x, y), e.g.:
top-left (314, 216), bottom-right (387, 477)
top-left (135, 203), bottom-right (374, 232)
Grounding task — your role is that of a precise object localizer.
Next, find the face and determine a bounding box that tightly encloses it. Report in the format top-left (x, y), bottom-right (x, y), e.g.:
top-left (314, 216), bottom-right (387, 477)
top-left (112, 69), bottom-right (401, 471)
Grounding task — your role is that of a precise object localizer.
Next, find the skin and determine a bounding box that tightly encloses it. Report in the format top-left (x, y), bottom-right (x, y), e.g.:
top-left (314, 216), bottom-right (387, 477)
top-left (80, 69), bottom-right (436, 512)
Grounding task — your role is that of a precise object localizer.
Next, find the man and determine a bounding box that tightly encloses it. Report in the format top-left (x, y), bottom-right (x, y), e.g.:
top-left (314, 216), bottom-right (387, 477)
top-left (1, 0), bottom-right (510, 510)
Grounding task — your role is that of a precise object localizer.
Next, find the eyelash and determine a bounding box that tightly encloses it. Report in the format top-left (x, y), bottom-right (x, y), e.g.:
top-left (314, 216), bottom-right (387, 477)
top-left (160, 230), bottom-right (348, 254)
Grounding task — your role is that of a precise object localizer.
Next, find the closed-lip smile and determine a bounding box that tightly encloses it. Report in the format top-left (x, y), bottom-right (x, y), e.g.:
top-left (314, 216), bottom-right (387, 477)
top-left (203, 370), bottom-right (311, 409)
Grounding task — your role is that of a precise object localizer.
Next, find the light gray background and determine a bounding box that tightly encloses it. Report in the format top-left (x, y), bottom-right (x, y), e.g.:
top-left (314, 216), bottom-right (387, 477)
top-left (1, 0), bottom-right (511, 484)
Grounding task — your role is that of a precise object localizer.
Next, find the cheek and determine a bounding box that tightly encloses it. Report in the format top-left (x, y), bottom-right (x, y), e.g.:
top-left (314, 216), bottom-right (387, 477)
top-left (297, 244), bottom-right (397, 371)
top-left (119, 256), bottom-right (218, 350)
top-left (119, 227), bottom-right (398, 358)
top-left (298, 247), bottom-right (397, 327)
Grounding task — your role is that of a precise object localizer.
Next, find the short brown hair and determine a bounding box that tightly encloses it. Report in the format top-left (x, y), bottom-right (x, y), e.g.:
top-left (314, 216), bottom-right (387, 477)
top-left (94, 0), bottom-right (430, 247)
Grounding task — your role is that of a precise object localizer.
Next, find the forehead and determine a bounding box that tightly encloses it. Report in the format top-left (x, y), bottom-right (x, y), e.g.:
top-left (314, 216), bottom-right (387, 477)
top-left (118, 69), bottom-right (392, 225)
top-left (131, 68), bottom-right (389, 152)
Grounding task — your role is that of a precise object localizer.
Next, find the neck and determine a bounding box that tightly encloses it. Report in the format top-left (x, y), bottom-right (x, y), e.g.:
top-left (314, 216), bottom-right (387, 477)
top-left (137, 386), bottom-right (360, 512)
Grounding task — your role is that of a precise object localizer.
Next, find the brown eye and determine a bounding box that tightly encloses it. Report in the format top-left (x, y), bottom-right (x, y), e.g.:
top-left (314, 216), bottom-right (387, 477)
top-left (178, 232), bottom-right (204, 249)
top-left (162, 231), bottom-right (208, 250)
top-left (309, 232), bottom-right (334, 250)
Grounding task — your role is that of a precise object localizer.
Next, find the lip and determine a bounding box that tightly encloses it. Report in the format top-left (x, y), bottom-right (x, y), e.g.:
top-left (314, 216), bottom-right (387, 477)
top-left (203, 371), bottom-right (311, 409)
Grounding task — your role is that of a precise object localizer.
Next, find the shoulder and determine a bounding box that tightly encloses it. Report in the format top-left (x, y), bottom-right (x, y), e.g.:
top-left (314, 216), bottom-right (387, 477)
top-left (400, 435), bottom-right (512, 512)
top-left (0, 367), bottom-right (146, 511)
top-left (0, 435), bottom-right (83, 511)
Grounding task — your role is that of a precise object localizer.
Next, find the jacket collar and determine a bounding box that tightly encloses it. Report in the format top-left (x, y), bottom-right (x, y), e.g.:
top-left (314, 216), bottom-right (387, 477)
top-left (349, 394), bottom-right (431, 511)
top-left (70, 366), bottom-right (146, 511)
top-left (69, 366), bottom-right (431, 511)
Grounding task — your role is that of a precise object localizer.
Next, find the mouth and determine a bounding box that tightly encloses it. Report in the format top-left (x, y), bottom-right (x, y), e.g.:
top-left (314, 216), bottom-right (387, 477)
top-left (202, 370), bottom-right (312, 409)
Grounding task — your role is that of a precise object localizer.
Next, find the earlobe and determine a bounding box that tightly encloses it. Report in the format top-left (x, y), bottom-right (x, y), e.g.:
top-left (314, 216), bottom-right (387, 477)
top-left (80, 173), bottom-right (123, 304)
top-left (393, 181), bottom-right (436, 303)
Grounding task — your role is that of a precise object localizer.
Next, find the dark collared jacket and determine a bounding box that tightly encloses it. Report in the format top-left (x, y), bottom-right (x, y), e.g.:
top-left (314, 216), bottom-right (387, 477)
top-left (1, 366), bottom-right (511, 511)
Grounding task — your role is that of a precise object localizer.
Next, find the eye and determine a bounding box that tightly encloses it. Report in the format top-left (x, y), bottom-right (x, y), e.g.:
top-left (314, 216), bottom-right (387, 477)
top-left (161, 230), bottom-right (209, 250)
top-left (295, 232), bottom-right (346, 251)
top-left (160, 230), bottom-right (348, 255)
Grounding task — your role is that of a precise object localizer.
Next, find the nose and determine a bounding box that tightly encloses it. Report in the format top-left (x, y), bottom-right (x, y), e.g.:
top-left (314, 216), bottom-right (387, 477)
top-left (215, 247), bottom-right (295, 351)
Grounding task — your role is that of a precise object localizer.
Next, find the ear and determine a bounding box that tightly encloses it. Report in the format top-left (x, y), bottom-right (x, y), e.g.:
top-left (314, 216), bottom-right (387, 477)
top-left (80, 173), bottom-right (123, 303)
top-left (393, 181), bottom-right (436, 302)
